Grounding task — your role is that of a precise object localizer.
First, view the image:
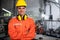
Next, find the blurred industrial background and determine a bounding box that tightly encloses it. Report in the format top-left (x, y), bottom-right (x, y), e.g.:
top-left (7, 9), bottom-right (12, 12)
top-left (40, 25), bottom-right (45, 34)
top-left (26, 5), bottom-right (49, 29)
top-left (0, 0), bottom-right (60, 40)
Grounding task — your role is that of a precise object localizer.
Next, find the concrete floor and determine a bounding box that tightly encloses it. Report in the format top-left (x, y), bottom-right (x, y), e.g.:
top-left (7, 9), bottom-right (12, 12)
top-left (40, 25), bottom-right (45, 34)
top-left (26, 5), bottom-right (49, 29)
top-left (35, 34), bottom-right (60, 40)
top-left (0, 34), bottom-right (60, 40)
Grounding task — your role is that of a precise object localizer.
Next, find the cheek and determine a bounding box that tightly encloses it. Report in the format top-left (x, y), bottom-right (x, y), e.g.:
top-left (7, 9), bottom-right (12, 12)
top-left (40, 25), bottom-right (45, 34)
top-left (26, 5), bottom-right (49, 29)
top-left (18, 9), bottom-right (20, 12)
top-left (17, 9), bottom-right (26, 13)
top-left (18, 10), bottom-right (23, 13)
top-left (23, 9), bottom-right (26, 13)
top-left (24, 9), bottom-right (26, 11)
top-left (25, 9), bottom-right (26, 12)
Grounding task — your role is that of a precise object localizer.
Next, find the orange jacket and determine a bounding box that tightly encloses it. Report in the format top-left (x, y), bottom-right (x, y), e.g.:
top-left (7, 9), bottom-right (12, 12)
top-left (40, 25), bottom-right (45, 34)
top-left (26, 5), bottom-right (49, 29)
top-left (8, 17), bottom-right (36, 40)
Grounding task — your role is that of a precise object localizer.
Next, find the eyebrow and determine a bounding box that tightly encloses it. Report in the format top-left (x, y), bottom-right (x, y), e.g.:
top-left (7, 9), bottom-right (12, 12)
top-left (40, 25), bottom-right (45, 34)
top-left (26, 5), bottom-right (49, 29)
top-left (17, 6), bottom-right (26, 8)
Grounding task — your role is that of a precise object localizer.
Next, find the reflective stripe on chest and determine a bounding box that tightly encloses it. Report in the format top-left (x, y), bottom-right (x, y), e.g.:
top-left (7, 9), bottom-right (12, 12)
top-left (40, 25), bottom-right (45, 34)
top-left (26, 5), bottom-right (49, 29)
top-left (13, 22), bottom-right (22, 26)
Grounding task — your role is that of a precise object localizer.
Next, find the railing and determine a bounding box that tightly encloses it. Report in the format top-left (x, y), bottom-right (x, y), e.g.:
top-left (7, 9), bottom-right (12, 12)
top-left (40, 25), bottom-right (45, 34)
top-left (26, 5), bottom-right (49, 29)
top-left (35, 20), bottom-right (60, 38)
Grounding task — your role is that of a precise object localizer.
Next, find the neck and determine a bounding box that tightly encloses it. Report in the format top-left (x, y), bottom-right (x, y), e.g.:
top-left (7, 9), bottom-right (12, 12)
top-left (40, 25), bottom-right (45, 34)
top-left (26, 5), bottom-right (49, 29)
top-left (21, 14), bottom-right (25, 16)
top-left (19, 14), bottom-right (25, 17)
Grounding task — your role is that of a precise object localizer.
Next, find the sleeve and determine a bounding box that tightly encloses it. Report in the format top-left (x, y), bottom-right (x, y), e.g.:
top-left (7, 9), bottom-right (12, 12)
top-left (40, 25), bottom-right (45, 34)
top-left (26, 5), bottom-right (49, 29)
top-left (25, 19), bottom-right (36, 39)
top-left (8, 19), bottom-right (21, 39)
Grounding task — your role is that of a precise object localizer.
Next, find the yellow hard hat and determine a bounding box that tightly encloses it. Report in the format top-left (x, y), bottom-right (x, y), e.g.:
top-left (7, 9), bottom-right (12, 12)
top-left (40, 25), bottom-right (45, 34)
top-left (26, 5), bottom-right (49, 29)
top-left (16, 0), bottom-right (27, 7)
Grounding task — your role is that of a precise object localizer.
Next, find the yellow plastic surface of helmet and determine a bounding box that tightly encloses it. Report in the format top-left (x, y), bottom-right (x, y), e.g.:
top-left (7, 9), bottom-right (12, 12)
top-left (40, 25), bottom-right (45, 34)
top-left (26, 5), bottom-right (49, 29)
top-left (16, 0), bottom-right (27, 7)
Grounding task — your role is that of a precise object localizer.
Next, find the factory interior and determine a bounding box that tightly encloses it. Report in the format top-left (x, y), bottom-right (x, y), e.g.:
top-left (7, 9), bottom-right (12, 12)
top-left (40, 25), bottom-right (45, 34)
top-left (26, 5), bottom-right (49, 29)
top-left (0, 0), bottom-right (60, 40)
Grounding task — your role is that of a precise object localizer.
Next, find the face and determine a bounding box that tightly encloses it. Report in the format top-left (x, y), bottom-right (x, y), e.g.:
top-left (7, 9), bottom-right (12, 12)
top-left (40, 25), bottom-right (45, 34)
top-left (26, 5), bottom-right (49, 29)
top-left (17, 6), bottom-right (26, 16)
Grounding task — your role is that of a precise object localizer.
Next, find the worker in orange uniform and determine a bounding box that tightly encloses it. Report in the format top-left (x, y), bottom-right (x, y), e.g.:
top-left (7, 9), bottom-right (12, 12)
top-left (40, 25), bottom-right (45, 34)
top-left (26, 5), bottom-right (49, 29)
top-left (8, 0), bottom-right (36, 40)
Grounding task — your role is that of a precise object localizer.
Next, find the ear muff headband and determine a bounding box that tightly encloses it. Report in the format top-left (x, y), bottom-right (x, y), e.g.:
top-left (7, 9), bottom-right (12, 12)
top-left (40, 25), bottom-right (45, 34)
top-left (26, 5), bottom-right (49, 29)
top-left (17, 14), bottom-right (28, 21)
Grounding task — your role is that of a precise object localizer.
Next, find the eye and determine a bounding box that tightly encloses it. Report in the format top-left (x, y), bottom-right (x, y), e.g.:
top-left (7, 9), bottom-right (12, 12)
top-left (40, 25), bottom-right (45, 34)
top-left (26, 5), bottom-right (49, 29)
top-left (18, 8), bottom-right (21, 9)
top-left (22, 8), bottom-right (25, 9)
top-left (18, 8), bottom-right (25, 9)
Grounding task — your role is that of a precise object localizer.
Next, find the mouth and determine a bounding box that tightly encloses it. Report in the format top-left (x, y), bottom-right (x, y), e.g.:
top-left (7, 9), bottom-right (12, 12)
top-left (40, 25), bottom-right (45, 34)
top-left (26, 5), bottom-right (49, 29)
top-left (18, 12), bottom-right (25, 15)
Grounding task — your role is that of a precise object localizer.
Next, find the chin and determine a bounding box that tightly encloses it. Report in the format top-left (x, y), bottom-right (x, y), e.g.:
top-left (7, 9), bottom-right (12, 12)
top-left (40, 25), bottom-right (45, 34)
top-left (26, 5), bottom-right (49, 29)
top-left (19, 13), bottom-right (25, 15)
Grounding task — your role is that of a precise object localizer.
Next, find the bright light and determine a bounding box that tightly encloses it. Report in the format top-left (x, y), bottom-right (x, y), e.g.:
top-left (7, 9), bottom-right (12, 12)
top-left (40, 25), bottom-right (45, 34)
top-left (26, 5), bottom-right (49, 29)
top-left (41, 13), bottom-right (45, 18)
top-left (44, 15), bottom-right (49, 20)
top-left (2, 8), bottom-right (11, 13)
top-left (55, 0), bottom-right (58, 3)
top-left (2, 8), bottom-right (12, 16)
top-left (41, 13), bottom-right (49, 20)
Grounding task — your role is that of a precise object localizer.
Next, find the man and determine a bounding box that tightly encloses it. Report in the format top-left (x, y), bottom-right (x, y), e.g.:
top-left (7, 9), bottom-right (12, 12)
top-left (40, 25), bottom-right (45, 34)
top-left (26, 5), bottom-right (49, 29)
top-left (8, 0), bottom-right (36, 40)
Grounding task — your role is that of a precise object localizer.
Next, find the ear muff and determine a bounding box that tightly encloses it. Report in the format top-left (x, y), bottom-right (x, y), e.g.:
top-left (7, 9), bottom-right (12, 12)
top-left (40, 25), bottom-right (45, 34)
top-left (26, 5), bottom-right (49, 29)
top-left (17, 14), bottom-right (28, 21)
top-left (23, 14), bottom-right (28, 20)
top-left (17, 15), bottom-right (22, 21)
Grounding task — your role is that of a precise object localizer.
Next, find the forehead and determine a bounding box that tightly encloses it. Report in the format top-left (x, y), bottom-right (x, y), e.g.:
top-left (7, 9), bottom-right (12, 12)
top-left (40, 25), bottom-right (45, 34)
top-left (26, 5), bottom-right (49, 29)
top-left (17, 6), bottom-right (26, 8)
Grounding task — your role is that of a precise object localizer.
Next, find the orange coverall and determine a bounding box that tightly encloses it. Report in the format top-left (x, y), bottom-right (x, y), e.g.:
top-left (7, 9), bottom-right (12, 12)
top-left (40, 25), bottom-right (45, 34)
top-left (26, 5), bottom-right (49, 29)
top-left (8, 17), bottom-right (36, 40)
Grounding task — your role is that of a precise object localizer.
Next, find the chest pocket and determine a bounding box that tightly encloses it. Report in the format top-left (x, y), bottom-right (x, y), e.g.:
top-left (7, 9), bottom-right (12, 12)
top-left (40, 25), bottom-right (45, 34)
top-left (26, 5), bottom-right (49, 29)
top-left (14, 23), bottom-right (23, 32)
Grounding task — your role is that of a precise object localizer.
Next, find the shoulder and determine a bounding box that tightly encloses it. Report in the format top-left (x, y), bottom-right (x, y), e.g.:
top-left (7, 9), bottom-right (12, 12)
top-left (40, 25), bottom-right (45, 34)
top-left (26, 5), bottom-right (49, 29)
top-left (28, 17), bottom-right (35, 22)
top-left (28, 17), bottom-right (33, 20)
top-left (27, 17), bottom-right (35, 25)
top-left (9, 16), bottom-right (17, 22)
